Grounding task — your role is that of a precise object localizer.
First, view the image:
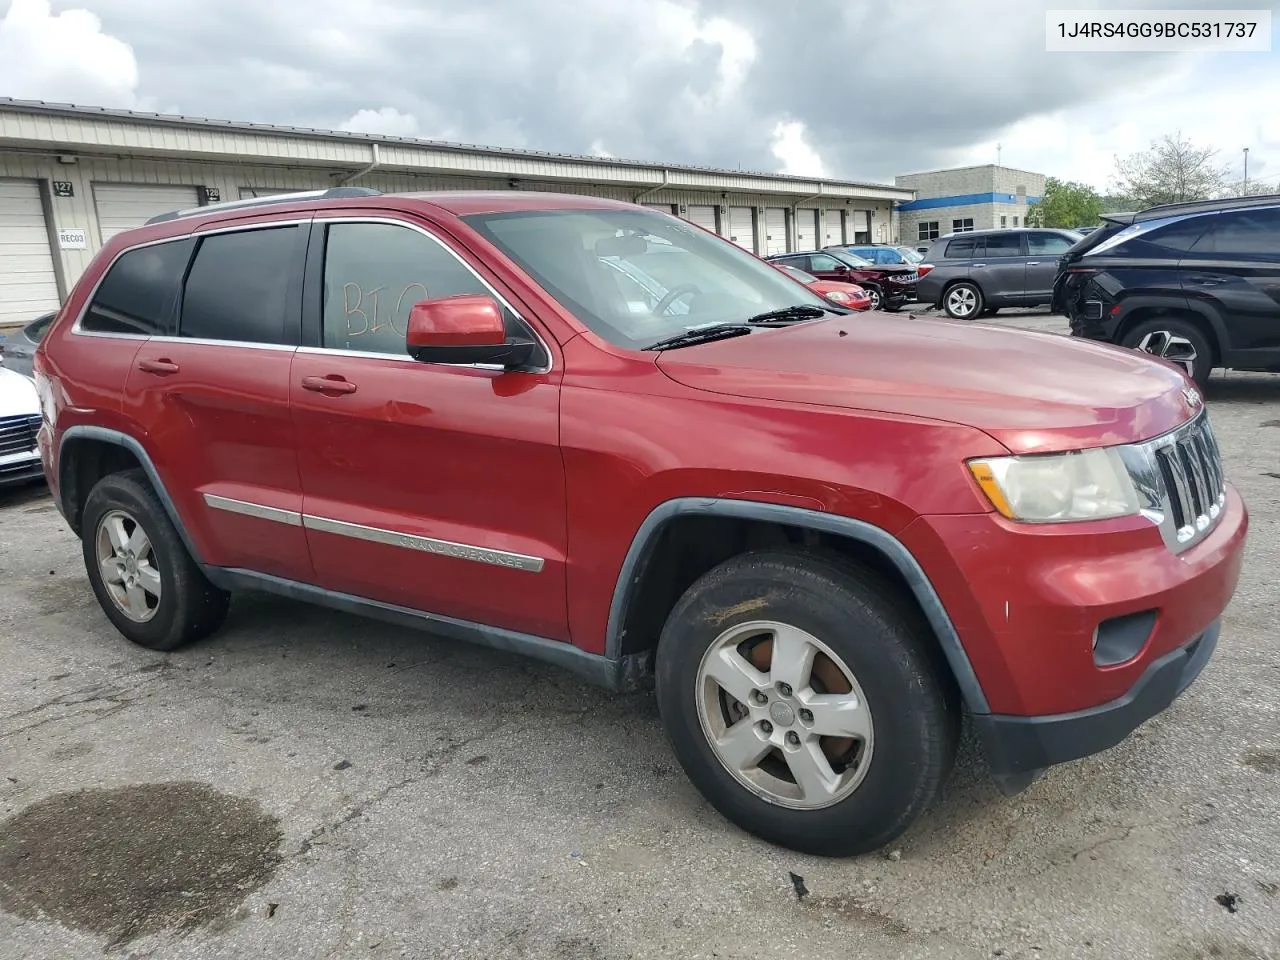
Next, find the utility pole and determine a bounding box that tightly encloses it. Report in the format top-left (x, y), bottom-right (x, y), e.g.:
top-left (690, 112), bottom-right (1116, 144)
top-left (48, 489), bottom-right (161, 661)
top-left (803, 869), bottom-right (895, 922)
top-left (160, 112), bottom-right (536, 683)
top-left (1243, 147), bottom-right (1249, 194)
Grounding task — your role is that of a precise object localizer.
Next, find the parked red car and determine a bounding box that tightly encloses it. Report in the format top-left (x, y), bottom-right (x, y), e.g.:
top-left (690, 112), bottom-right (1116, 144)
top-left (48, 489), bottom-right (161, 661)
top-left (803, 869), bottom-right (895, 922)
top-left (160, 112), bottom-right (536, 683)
top-left (766, 249), bottom-right (918, 311)
top-left (34, 189), bottom-right (1247, 857)
top-left (773, 262), bottom-right (872, 310)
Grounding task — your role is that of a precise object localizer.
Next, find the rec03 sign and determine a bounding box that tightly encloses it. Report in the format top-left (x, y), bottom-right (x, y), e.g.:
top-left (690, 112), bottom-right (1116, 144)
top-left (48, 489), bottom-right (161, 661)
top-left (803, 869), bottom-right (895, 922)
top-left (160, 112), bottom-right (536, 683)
top-left (57, 228), bottom-right (89, 250)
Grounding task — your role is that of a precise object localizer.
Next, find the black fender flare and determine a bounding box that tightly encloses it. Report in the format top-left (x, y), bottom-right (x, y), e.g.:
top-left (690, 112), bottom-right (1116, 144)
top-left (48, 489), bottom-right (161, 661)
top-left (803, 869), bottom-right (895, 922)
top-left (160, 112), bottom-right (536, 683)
top-left (1113, 295), bottom-right (1230, 356)
top-left (603, 497), bottom-right (991, 714)
top-left (57, 425), bottom-right (206, 567)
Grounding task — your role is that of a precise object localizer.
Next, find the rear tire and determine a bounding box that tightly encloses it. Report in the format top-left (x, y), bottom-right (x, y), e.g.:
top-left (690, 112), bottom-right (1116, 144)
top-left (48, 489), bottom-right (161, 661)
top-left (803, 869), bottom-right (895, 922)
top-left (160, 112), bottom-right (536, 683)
top-left (1121, 317), bottom-right (1214, 388)
top-left (943, 282), bottom-right (983, 319)
top-left (81, 469), bottom-right (230, 651)
top-left (654, 549), bottom-right (958, 857)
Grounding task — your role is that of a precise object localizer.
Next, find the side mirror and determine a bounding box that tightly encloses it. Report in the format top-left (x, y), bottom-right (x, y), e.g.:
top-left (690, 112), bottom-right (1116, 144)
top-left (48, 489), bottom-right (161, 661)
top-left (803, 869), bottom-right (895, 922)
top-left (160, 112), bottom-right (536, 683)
top-left (836, 264), bottom-right (850, 274)
top-left (406, 295), bottom-right (537, 371)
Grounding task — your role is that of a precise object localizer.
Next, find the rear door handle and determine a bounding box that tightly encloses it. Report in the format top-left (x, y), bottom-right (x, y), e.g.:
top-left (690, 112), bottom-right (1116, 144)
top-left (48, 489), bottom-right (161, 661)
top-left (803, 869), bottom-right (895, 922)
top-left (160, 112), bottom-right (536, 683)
top-left (972, 263), bottom-right (986, 268)
top-left (1026, 261), bottom-right (1041, 266)
top-left (301, 375), bottom-right (358, 395)
top-left (1187, 275), bottom-right (1227, 286)
top-left (137, 358), bottom-right (180, 375)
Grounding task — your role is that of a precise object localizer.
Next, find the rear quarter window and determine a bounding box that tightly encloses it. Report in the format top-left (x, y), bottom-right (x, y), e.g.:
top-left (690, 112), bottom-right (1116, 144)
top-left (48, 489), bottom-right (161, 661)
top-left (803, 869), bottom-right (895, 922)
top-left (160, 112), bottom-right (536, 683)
top-left (82, 239), bottom-right (196, 336)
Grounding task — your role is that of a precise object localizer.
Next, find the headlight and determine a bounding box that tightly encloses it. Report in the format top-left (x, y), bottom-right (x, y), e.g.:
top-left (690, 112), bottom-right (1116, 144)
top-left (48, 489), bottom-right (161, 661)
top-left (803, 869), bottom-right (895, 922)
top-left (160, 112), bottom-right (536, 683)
top-left (826, 291), bottom-right (851, 302)
top-left (968, 447), bottom-right (1140, 522)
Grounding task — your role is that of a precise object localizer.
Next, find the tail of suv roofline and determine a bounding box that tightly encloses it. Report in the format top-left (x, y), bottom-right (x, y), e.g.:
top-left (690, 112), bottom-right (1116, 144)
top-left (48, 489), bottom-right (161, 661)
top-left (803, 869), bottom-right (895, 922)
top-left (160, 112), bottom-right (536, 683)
top-left (34, 188), bottom-right (1248, 857)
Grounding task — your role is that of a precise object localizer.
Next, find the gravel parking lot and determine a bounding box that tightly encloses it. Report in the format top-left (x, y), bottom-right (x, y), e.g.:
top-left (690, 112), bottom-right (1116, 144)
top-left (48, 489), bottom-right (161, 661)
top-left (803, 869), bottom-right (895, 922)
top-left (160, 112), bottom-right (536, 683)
top-left (2, 311), bottom-right (1278, 960)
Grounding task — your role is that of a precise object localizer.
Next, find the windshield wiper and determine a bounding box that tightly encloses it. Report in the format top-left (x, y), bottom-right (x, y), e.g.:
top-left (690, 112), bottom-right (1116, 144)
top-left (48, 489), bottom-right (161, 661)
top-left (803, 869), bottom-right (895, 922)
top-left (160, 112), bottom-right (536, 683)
top-left (642, 324), bottom-right (753, 351)
top-left (743, 304), bottom-right (831, 324)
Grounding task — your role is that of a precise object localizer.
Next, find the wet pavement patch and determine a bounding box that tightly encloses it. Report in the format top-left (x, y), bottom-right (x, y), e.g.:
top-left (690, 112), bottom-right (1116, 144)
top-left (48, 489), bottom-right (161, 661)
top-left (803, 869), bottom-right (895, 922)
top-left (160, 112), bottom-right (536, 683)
top-left (0, 781), bottom-right (282, 945)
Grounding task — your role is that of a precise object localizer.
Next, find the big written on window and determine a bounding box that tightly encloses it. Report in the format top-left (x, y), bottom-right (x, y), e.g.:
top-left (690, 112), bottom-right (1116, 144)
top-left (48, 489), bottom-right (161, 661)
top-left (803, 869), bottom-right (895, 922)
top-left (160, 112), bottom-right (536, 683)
top-left (322, 223), bottom-right (491, 354)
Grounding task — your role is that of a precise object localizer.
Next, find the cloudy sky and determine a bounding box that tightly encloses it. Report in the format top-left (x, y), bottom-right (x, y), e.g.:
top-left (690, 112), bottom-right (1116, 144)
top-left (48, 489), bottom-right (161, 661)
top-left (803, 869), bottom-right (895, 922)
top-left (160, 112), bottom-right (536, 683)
top-left (2, 0), bottom-right (1278, 190)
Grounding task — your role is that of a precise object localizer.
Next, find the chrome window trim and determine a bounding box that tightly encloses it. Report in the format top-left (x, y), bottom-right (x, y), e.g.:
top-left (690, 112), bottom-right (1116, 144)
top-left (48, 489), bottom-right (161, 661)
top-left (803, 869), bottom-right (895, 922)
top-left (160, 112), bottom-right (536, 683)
top-left (69, 219), bottom-right (312, 343)
top-left (203, 493), bottom-right (302, 526)
top-left (303, 513), bottom-right (545, 573)
top-left (309, 216), bottom-right (555, 375)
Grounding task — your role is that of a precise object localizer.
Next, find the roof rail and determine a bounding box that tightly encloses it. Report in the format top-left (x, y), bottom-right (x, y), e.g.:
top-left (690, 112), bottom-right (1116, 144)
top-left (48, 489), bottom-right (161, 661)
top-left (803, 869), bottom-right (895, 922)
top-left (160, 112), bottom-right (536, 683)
top-left (1133, 192), bottom-right (1280, 222)
top-left (144, 186), bottom-right (382, 225)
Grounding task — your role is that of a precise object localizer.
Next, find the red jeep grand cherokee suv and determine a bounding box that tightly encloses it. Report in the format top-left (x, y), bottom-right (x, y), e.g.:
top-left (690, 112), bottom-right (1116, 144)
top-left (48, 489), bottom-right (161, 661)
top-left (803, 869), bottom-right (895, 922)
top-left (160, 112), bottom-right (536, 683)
top-left (33, 188), bottom-right (1247, 856)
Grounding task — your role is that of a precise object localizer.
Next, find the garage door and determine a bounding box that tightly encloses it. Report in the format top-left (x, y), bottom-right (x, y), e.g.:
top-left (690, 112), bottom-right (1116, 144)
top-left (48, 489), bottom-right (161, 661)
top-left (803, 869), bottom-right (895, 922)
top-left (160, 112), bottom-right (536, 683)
top-left (824, 210), bottom-right (844, 246)
top-left (762, 207), bottom-right (787, 255)
top-left (683, 204), bottom-right (718, 233)
top-left (727, 206), bottom-right (756, 252)
top-left (642, 202), bottom-right (675, 215)
top-left (0, 180), bottom-right (60, 328)
top-left (93, 184), bottom-right (201, 243)
top-left (850, 210), bottom-right (872, 244)
top-left (796, 208), bottom-right (818, 250)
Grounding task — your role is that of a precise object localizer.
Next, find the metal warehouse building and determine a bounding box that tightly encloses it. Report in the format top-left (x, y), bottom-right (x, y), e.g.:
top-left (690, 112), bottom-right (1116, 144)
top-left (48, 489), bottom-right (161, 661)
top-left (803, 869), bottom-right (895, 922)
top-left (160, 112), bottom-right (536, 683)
top-left (0, 97), bottom-right (913, 329)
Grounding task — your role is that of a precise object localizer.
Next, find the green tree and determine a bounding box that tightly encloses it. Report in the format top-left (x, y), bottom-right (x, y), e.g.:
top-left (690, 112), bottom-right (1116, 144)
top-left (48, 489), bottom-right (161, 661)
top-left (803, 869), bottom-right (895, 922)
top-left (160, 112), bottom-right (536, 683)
top-left (1025, 177), bottom-right (1104, 228)
top-left (1112, 132), bottom-right (1228, 208)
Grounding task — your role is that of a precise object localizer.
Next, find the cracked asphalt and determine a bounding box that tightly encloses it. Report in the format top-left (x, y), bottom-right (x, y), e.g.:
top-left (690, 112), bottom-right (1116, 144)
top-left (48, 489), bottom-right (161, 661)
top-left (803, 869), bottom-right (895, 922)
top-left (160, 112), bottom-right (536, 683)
top-left (2, 311), bottom-right (1279, 960)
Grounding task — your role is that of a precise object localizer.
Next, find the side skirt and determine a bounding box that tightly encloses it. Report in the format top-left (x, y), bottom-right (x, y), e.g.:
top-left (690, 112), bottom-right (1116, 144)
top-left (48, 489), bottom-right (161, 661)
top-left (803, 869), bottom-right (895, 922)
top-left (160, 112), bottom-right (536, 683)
top-left (207, 567), bottom-right (652, 693)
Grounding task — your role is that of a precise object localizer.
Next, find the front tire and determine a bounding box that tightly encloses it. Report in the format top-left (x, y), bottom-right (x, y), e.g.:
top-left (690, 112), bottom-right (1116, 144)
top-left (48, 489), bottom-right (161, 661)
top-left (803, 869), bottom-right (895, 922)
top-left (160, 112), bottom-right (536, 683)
top-left (82, 470), bottom-right (230, 651)
top-left (943, 282), bottom-right (983, 319)
top-left (862, 284), bottom-right (883, 311)
top-left (1121, 317), bottom-right (1214, 388)
top-left (654, 550), bottom-right (958, 857)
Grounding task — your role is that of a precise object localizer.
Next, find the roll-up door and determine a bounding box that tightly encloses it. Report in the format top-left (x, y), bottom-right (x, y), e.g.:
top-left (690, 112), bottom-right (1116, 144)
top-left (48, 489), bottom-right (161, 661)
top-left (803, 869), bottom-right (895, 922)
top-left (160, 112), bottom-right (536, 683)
top-left (683, 204), bottom-right (718, 233)
top-left (851, 210), bottom-right (872, 244)
top-left (727, 206), bottom-right (756, 252)
top-left (93, 184), bottom-right (201, 243)
top-left (796, 208), bottom-right (818, 249)
top-left (763, 207), bottom-right (787, 255)
top-left (0, 180), bottom-right (60, 327)
top-left (642, 202), bottom-right (675, 215)
top-left (824, 210), bottom-right (845, 246)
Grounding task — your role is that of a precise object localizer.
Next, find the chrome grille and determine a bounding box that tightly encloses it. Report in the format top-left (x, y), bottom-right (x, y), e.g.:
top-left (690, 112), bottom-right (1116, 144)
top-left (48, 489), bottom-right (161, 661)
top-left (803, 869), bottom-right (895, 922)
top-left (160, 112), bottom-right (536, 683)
top-left (1128, 411), bottom-right (1226, 553)
top-left (0, 414), bottom-right (40, 458)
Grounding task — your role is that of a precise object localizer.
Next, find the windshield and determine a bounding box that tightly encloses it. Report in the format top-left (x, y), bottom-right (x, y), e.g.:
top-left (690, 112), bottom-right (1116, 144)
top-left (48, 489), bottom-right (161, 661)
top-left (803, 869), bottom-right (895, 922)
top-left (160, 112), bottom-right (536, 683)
top-left (463, 207), bottom-right (834, 349)
top-left (829, 249), bottom-right (875, 268)
top-left (897, 248), bottom-right (925, 263)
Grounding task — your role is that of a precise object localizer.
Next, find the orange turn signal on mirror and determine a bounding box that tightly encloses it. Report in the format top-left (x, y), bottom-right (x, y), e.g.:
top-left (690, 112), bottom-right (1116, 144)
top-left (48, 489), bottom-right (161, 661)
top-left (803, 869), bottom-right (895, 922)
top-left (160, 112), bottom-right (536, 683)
top-left (968, 461), bottom-right (1015, 519)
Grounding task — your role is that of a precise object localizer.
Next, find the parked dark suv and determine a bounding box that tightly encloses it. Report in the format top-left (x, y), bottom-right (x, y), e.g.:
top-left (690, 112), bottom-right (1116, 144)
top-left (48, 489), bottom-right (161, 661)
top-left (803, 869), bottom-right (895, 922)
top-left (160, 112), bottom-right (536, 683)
top-left (1054, 195), bottom-right (1280, 388)
top-left (917, 228), bottom-right (1083, 319)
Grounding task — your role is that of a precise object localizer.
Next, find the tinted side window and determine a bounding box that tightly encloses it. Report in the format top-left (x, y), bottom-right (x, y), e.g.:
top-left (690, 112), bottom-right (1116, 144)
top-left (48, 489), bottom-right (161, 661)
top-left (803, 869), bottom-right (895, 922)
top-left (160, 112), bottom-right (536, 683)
top-left (180, 227), bottom-right (300, 344)
top-left (944, 238), bottom-right (976, 259)
top-left (983, 234), bottom-right (1023, 257)
top-left (1104, 216), bottom-right (1210, 258)
top-left (1195, 208), bottom-right (1280, 259)
top-left (808, 254), bottom-right (842, 271)
top-left (322, 223), bottom-right (489, 354)
top-left (1027, 233), bottom-right (1075, 256)
top-left (83, 239), bottom-right (194, 336)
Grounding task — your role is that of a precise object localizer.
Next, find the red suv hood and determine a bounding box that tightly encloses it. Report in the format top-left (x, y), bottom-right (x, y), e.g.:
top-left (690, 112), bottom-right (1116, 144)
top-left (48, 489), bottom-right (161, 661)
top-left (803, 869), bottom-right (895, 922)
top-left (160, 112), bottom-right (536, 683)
top-left (655, 315), bottom-right (1198, 454)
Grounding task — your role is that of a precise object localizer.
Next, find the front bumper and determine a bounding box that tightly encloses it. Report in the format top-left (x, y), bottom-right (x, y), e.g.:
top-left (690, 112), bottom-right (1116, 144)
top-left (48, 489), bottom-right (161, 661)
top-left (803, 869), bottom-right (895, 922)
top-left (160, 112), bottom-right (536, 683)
top-left (0, 449), bottom-right (43, 487)
top-left (974, 621), bottom-right (1218, 792)
top-left (900, 483), bottom-right (1247, 787)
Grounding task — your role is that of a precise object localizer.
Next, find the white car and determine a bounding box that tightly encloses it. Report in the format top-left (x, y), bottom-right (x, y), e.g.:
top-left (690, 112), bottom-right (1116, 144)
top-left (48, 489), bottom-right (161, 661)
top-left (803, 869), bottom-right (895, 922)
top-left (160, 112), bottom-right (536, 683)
top-left (0, 366), bottom-right (43, 487)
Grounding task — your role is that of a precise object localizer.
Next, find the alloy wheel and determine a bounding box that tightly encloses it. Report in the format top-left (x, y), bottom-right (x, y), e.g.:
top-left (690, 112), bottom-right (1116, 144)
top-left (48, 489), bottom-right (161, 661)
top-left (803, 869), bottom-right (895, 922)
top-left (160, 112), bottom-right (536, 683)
top-left (94, 509), bottom-right (162, 623)
top-left (945, 286), bottom-right (977, 318)
top-left (695, 620), bottom-right (874, 810)
top-left (1136, 330), bottom-right (1198, 378)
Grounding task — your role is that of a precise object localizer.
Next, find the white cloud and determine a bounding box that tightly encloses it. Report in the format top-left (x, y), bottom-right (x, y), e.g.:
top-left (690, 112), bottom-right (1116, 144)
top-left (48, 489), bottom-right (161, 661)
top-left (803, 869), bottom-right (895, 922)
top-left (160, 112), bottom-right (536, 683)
top-left (770, 120), bottom-right (827, 178)
top-left (339, 106), bottom-right (420, 138)
top-left (0, 0), bottom-right (138, 107)
top-left (589, 140), bottom-right (613, 158)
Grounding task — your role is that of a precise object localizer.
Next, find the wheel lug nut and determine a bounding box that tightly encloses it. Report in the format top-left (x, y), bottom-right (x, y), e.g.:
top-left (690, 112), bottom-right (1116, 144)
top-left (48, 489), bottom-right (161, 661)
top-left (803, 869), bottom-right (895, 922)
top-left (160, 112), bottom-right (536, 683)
top-left (751, 690), bottom-right (768, 705)
top-left (760, 720), bottom-right (773, 734)
top-left (777, 682), bottom-right (793, 697)
top-left (786, 731), bottom-right (800, 746)
top-left (799, 709), bottom-right (813, 723)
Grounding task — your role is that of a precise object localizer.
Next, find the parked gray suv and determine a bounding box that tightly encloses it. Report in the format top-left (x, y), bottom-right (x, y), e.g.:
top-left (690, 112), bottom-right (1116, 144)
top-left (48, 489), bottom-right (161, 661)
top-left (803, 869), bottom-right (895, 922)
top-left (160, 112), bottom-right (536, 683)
top-left (915, 228), bottom-right (1082, 319)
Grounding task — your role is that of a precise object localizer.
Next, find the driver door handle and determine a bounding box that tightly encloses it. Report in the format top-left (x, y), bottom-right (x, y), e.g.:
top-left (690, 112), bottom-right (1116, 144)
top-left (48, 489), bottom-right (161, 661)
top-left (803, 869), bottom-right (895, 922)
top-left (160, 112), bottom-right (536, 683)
top-left (137, 358), bottom-right (180, 376)
top-left (301, 375), bottom-right (358, 395)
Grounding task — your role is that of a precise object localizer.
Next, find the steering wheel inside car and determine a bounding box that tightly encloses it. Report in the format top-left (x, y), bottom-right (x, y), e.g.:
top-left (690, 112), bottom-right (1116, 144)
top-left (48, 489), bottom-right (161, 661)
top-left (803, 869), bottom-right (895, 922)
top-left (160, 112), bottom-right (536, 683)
top-left (655, 284), bottom-right (701, 315)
